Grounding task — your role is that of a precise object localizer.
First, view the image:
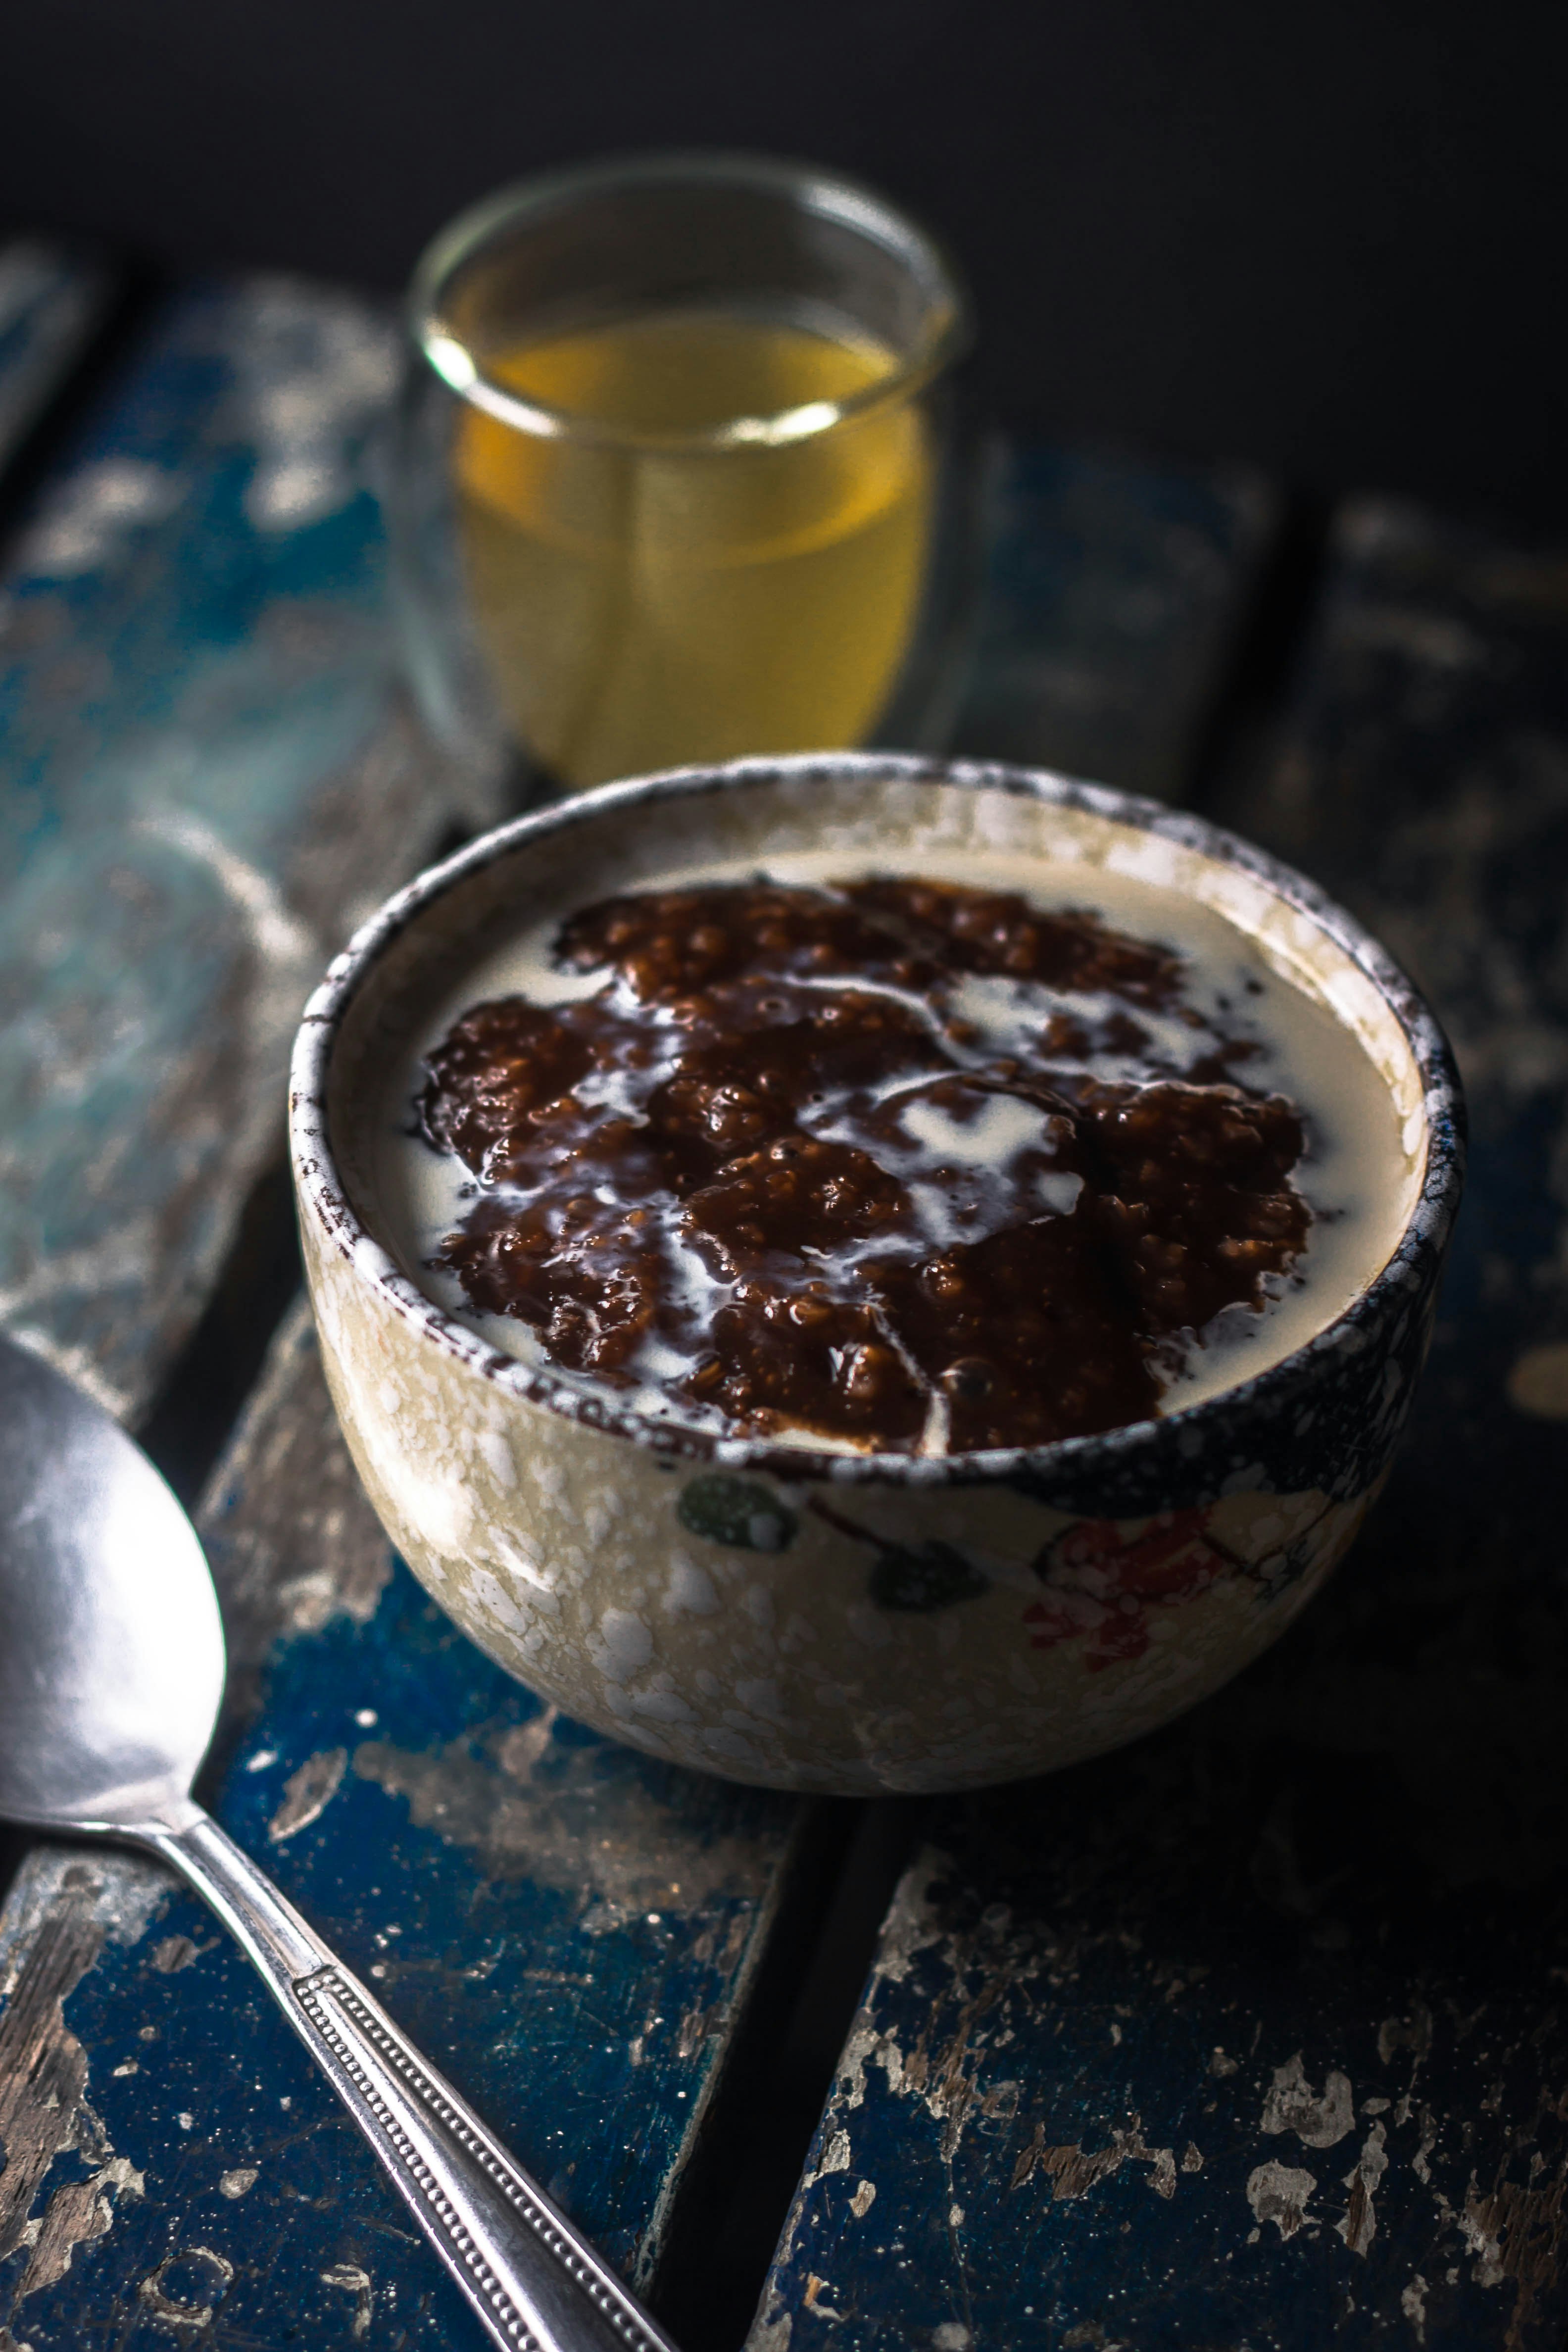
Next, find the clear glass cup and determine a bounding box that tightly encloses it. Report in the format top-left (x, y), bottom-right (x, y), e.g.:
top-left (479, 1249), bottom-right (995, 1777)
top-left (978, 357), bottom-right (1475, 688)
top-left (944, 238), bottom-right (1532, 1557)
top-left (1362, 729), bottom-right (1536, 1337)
top-left (389, 151), bottom-right (974, 799)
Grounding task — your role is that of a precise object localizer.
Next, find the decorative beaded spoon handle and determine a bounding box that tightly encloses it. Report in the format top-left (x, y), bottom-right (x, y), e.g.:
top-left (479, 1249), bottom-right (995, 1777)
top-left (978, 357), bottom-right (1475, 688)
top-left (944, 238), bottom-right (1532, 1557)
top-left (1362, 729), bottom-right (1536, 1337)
top-left (147, 1815), bottom-right (678, 2352)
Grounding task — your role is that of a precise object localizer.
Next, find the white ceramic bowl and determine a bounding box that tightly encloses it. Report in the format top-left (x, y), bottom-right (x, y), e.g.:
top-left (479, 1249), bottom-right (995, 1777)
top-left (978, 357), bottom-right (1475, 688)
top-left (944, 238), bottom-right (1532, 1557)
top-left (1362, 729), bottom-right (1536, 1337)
top-left (289, 755), bottom-right (1463, 1794)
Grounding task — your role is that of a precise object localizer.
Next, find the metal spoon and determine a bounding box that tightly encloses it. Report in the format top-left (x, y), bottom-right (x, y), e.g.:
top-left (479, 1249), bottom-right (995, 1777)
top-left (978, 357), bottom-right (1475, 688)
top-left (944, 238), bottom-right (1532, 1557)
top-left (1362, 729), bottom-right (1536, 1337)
top-left (0, 1330), bottom-right (678, 2352)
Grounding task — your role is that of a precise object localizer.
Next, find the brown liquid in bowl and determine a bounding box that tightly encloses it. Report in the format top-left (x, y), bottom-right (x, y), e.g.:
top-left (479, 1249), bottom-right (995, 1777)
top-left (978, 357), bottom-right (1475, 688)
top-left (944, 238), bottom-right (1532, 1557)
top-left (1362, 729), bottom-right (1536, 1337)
top-left (413, 880), bottom-right (1310, 1452)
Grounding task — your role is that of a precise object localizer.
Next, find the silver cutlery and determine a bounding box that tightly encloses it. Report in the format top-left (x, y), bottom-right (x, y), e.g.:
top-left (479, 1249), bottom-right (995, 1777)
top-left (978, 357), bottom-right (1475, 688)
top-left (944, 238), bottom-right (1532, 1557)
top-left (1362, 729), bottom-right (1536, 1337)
top-left (0, 1330), bottom-right (679, 2352)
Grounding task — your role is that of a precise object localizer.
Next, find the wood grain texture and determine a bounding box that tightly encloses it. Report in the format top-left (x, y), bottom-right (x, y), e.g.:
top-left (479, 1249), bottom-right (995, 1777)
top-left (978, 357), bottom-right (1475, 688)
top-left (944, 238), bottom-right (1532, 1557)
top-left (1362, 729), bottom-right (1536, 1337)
top-left (0, 1303), bottom-right (809, 2348)
top-left (949, 444), bottom-right (1274, 798)
top-left (754, 498), bottom-right (1568, 2350)
top-left (0, 291), bottom-right (1292, 2351)
top-left (0, 241), bottom-right (113, 476)
top-left (0, 275), bottom-right (483, 1423)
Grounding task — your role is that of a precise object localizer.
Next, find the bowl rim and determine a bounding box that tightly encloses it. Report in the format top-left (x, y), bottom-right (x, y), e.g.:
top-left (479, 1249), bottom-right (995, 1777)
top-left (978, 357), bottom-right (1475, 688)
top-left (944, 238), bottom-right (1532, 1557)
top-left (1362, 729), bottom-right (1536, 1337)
top-left (289, 752), bottom-right (1466, 1489)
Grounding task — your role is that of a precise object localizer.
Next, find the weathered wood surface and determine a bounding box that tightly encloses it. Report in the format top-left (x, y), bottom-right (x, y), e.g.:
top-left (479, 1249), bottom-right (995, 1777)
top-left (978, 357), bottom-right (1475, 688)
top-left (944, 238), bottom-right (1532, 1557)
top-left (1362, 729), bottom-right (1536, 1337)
top-left (0, 1303), bottom-right (811, 2348)
top-left (0, 240), bottom-right (112, 477)
top-left (0, 263), bottom-right (1283, 2352)
top-left (754, 499), bottom-right (1568, 2350)
top-left (949, 443), bottom-right (1274, 798)
top-left (0, 274), bottom-right (480, 1424)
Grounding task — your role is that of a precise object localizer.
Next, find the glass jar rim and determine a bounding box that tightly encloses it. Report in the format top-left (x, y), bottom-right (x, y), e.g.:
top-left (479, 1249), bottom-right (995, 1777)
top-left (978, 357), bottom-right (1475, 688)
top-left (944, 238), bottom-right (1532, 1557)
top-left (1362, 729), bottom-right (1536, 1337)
top-left (407, 148), bottom-right (972, 455)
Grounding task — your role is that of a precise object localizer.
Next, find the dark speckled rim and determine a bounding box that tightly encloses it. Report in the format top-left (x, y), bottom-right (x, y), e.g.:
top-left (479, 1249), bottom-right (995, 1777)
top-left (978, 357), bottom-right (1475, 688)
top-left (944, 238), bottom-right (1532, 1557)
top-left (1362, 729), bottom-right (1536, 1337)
top-left (289, 754), bottom-right (1466, 1490)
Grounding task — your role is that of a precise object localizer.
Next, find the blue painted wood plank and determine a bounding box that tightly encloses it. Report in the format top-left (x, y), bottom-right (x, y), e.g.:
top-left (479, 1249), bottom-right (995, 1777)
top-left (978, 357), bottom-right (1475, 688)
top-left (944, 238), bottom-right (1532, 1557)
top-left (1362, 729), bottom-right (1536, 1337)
top-left (754, 497), bottom-right (1568, 2350)
top-left (0, 240), bottom-right (113, 476)
top-left (0, 386), bottom-right (1280, 2350)
top-left (949, 443), bottom-right (1275, 797)
top-left (0, 275), bottom-right (488, 1423)
top-left (0, 1304), bottom-right (807, 2346)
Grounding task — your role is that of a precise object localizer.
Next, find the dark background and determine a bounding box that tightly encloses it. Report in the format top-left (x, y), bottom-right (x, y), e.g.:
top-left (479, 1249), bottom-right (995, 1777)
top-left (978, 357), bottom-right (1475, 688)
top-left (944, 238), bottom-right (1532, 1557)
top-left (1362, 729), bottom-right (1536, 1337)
top-left (3, 0), bottom-right (1565, 526)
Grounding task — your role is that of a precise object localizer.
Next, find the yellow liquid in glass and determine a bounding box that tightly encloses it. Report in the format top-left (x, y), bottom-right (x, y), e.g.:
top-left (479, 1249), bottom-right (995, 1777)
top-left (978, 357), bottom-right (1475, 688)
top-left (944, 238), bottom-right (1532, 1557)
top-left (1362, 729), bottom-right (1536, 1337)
top-left (455, 309), bottom-right (933, 788)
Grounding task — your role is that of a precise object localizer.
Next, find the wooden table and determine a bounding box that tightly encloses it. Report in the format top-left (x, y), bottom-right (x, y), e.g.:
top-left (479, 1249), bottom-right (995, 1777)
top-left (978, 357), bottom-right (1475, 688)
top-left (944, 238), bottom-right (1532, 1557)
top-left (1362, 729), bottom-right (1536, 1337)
top-left (1, 247), bottom-right (1565, 2352)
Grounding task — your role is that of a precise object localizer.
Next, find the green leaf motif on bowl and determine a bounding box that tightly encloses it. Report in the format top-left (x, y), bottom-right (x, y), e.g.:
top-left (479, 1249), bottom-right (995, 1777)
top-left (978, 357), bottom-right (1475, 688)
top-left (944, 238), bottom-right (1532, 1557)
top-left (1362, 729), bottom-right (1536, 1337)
top-left (676, 1473), bottom-right (798, 1553)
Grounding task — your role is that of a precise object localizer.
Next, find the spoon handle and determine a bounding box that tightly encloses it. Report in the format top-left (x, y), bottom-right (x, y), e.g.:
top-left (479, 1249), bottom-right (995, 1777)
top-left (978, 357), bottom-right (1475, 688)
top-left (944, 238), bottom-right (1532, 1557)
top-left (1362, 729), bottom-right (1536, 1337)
top-left (145, 1809), bottom-right (680, 2352)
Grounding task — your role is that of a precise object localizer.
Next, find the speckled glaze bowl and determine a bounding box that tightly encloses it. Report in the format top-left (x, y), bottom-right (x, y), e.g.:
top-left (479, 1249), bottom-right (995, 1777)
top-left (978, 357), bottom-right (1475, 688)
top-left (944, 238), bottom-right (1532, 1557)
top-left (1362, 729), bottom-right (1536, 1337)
top-left (289, 755), bottom-right (1463, 1794)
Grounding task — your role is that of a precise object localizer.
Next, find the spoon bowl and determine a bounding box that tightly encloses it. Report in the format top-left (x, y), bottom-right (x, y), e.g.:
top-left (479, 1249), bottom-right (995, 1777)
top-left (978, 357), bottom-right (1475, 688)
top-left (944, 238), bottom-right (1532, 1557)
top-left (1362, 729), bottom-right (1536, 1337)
top-left (0, 1335), bottom-right (222, 1832)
